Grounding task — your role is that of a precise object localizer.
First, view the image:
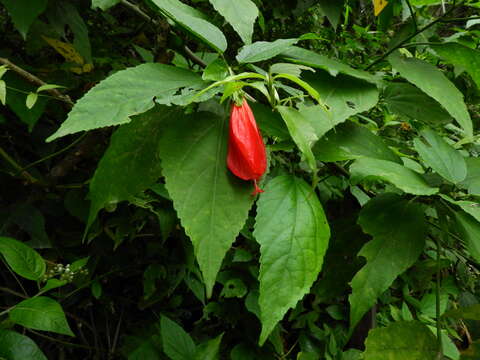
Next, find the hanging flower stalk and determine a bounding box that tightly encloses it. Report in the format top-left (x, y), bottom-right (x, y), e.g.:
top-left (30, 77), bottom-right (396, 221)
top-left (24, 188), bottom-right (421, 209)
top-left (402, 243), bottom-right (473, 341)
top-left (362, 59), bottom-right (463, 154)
top-left (227, 98), bottom-right (267, 195)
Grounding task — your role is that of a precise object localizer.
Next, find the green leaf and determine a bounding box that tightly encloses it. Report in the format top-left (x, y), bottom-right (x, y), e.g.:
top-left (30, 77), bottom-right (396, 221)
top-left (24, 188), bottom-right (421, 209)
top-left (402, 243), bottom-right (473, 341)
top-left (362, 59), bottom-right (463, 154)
top-left (158, 112), bottom-right (253, 297)
top-left (388, 52), bottom-right (472, 137)
top-left (363, 321), bottom-right (437, 360)
top-left (9, 296), bottom-right (74, 336)
top-left (0, 0), bottom-right (48, 38)
top-left (350, 195), bottom-right (427, 330)
top-left (432, 43), bottom-right (480, 89)
top-left (254, 175), bottom-right (330, 345)
top-left (383, 83), bottom-right (452, 125)
top-left (413, 128), bottom-right (467, 183)
top-left (85, 107), bottom-right (178, 236)
top-left (46, 64), bottom-right (204, 141)
top-left (444, 304), bottom-right (480, 320)
top-left (281, 46), bottom-right (378, 83)
top-left (0, 237), bottom-right (46, 281)
top-left (0, 80), bottom-right (5, 105)
top-left (270, 63), bottom-right (314, 77)
top-left (26, 92), bottom-right (38, 109)
top-left (350, 158), bottom-right (439, 195)
top-left (461, 157), bottom-right (480, 195)
top-left (317, 0), bottom-right (345, 29)
top-left (250, 102), bottom-right (290, 140)
top-left (277, 106), bottom-right (318, 173)
top-left (453, 210), bottom-right (480, 264)
top-left (161, 316), bottom-right (196, 360)
top-left (236, 38), bottom-right (299, 63)
top-left (91, 0), bottom-right (121, 10)
top-left (150, 0), bottom-right (227, 53)
top-left (195, 333), bottom-right (223, 360)
top-left (313, 122), bottom-right (401, 163)
top-left (0, 330), bottom-right (47, 360)
top-left (202, 58), bottom-right (229, 81)
top-left (209, 0), bottom-right (258, 44)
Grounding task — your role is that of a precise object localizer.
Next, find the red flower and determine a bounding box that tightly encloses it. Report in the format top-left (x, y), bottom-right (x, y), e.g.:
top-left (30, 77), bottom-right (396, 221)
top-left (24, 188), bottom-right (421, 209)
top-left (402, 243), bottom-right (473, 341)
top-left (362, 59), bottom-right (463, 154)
top-left (227, 98), bottom-right (267, 195)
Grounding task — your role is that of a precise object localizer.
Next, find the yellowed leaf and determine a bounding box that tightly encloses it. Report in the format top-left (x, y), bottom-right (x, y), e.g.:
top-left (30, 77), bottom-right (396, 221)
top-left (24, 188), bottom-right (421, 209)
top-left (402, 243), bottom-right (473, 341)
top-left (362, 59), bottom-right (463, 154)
top-left (373, 0), bottom-right (388, 16)
top-left (42, 36), bottom-right (84, 65)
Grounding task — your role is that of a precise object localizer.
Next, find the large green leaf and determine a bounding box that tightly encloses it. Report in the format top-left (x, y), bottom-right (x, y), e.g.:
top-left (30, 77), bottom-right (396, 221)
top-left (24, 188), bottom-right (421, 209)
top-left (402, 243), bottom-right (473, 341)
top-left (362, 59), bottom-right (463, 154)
top-left (350, 194), bottom-right (427, 330)
top-left (0, 330), bottom-right (47, 360)
top-left (150, 0), bottom-right (227, 53)
top-left (413, 128), bottom-right (467, 183)
top-left (161, 316), bottom-right (196, 360)
top-left (461, 157), bottom-right (480, 195)
top-left (432, 43), bottom-right (480, 89)
top-left (317, 0), bottom-right (345, 29)
top-left (9, 296), bottom-right (74, 336)
top-left (363, 321), bottom-right (437, 360)
top-left (453, 210), bottom-right (480, 264)
top-left (281, 46), bottom-right (378, 83)
top-left (250, 102), bottom-right (290, 140)
top-left (313, 122), bottom-right (401, 163)
top-left (236, 38), bottom-right (299, 63)
top-left (254, 175), bottom-right (330, 345)
top-left (388, 52), bottom-right (472, 137)
top-left (209, 0), bottom-right (258, 44)
top-left (383, 83), bottom-right (452, 125)
top-left (91, 0), bottom-right (121, 10)
top-left (86, 107), bottom-right (177, 235)
top-left (350, 158), bottom-right (438, 195)
top-left (158, 112), bottom-right (253, 297)
top-left (46, 64), bottom-right (204, 141)
top-left (0, 237), bottom-right (45, 281)
top-left (277, 106), bottom-right (318, 173)
top-left (299, 71), bottom-right (379, 139)
top-left (0, 0), bottom-right (48, 38)
top-left (195, 334), bottom-right (223, 360)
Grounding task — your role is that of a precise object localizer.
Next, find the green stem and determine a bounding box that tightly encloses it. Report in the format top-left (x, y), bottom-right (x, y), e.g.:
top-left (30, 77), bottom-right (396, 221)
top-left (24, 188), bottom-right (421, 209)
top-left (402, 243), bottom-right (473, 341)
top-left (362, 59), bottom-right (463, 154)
top-left (405, 0), bottom-right (418, 32)
top-left (0, 146), bottom-right (39, 183)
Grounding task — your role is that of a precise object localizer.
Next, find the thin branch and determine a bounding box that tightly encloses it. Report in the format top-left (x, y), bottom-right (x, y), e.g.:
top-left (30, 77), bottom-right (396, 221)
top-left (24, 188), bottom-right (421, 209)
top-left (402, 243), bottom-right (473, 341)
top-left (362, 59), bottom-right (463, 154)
top-left (0, 146), bottom-right (40, 184)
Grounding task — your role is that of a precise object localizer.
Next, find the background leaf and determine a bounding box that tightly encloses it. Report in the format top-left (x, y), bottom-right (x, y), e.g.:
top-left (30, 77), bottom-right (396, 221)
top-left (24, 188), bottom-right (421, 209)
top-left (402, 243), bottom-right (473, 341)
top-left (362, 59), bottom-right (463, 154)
top-left (254, 175), bottom-right (330, 344)
top-left (453, 210), bottom-right (480, 264)
top-left (0, 0), bottom-right (47, 38)
top-left (0, 237), bottom-right (45, 281)
top-left (91, 0), bottom-right (121, 11)
top-left (161, 316), bottom-right (196, 360)
top-left (461, 158), bottom-right (480, 195)
top-left (237, 38), bottom-right (299, 63)
top-left (0, 330), bottom-right (47, 360)
top-left (195, 333), bottom-right (223, 360)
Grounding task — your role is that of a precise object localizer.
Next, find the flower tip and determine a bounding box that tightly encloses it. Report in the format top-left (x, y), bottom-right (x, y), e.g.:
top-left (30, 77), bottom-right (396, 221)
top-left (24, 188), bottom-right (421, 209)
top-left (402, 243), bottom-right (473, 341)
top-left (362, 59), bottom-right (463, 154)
top-left (252, 180), bottom-right (264, 196)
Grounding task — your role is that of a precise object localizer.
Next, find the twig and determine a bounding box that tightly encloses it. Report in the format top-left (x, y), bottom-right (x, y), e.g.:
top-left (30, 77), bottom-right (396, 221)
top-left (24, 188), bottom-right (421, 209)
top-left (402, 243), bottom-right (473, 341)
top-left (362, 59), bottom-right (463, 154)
top-left (0, 57), bottom-right (73, 106)
top-left (0, 286), bottom-right (28, 299)
top-left (0, 146), bottom-right (40, 184)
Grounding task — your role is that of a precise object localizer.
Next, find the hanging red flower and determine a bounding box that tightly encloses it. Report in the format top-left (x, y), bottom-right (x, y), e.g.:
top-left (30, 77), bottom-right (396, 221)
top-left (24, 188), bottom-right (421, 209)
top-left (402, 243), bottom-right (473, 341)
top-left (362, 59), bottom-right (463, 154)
top-left (227, 98), bottom-right (267, 195)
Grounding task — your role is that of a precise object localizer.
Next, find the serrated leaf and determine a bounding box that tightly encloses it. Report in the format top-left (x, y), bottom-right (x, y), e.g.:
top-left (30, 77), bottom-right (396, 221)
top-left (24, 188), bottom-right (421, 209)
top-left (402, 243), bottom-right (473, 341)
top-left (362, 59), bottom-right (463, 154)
top-left (160, 316), bottom-right (196, 360)
top-left (86, 107), bottom-right (177, 236)
top-left (363, 321), bottom-right (437, 360)
top-left (254, 175), bottom-right (330, 345)
top-left (150, 0), bottom-right (227, 53)
top-left (0, 237), bottom-right (45, 281)
top-left (350, 194), bottom-right (427, 330)
top-left (209, 0), bottom-right (258, 44)
top-left (91, 0), bottom-right (121, 10)
top-left (388, 51), bottom-right (472, 137)
top-left (10, 296), bottom-right (74, 336)
top-left (0, 330), bottom-right (47, 360)
top-left (158, 112), bottom-right (253, 296)
top-left (237, 38), bottom-right (299, 63)
top-left (47, 64), bottom-right (204, 141)
top-left (413, 128), bottom-right (467, 183)
top-left (350, 158), bottom-right (439, 195)
top-left (0, 0), bottom-right (48, 38)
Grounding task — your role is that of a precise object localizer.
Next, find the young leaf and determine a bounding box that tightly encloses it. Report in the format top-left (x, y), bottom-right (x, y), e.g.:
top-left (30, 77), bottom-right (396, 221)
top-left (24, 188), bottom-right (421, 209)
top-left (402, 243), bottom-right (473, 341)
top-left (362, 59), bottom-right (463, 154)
top-left (388, 51), bottom-right (473, 137)
top-left (0, 330), bottom-right (47, 360)
top-left (9, 296), bottom-right (74, 336)
top-left (158, 111), bottom-right (253, 297)
top-left (350, 158), bottom-right (439, 195)
top-left (91, 0), bottom-right (121, 10)
top-left (209, 0), bottom-right (258, 45)
top-left (254, 175), bottom-right (330, 345)
top-left (236, 38), bottom-right (299, 63)
top-left (0, 80), bottom-right (6, 105)
top-left (413, 128), bottom-right (467, 183)
top-left (150, 0), bottom-right (227, 53)
top-left (36, 84), bottom-right (64, 93)
top-left (0, 237), bottom-right (45, 281)
top-left (25, 92), bottom-right (38, 109)
top-left (0, 65), bottom-right (8, 79)
top-left (363, 321), bottom-right (437, 360)
top-left (350, 194), bottom-right (427, 330)
top-left (46, 64), bottom-right (204, 142)
top-left (160, 316), bottom-right (196, 360)
top-left (0, 0), bottom-right (48, 38)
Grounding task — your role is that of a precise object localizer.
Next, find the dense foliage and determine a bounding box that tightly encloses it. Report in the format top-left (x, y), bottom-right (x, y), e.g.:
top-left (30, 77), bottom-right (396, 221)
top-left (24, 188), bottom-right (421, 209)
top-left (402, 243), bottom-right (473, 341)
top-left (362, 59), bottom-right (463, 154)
top-left (1, 0), bottom-right (480, 359)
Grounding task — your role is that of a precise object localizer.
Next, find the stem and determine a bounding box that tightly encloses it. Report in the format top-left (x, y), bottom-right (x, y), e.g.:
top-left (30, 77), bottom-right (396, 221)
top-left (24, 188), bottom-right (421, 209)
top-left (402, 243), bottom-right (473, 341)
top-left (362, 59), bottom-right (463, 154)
top-left (0, 146), bottom-right (39, 183)
top-left (405, 0), bottom-right (418, 32)
top-left (435, 235), bottom-right (443, 359)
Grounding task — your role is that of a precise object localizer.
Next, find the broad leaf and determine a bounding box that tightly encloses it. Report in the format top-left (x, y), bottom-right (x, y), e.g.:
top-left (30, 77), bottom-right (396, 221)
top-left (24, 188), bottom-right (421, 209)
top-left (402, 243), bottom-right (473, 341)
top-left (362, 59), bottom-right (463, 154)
top-left (433, 43), bottom-right (480, 89)
top-left (383, 83), bottom-right (452, 125)
top-left (209, 0), bottom-right (258, 44)
top-left (277, 106), bottom-right (318, 172)
top-left (237, 38), bottom-right (299, 63)
top-left (10, 296), bottom-right (74, 336)
top-left (0, 237), bottom-right (45, 281)
top-left (0, 0), bottom-right (48, 38)
top-left (250, 102), bottom-right (290, 140)
top-left (86, 107), bottom-right (178, 235)
top-left (254, 175), bottom-right (330, 345)
top-left (161, 316), bottom-right (196, 360)
top-left (46, 64), bottom-right (204, 141)
top-left (195, 334), bottom-right (223, 360)
top-left (350, 194), bottom-right (427, 329)
top-left (440, 194), bottom-right (480, 223)
top-left (0, 330), bottom-right (47, 360)
top-left (281, 46), bottom-right (378, 83)
top-left (92, 0), bottom-right (121, 10)
top-left (453, 210), bottom-right (480, 264)
top-left (317, 0), bottom-right (344, 29)
top-left (158, 112), bottom-right (253, 297)
top-left (413, 128), bottom-right (467, 183)
top-left (350, 158), bottom-right (438, 195)
top-left (388, 52), bottom-right (472, 137)
top-left (150, 0), bottom-right (227, 53)
top-left (461, 157), bottom-right (480, 195)
top-left (363, 321), bottom-right (437, 360)
top-left (313, 122), bottom-right (401, 163)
